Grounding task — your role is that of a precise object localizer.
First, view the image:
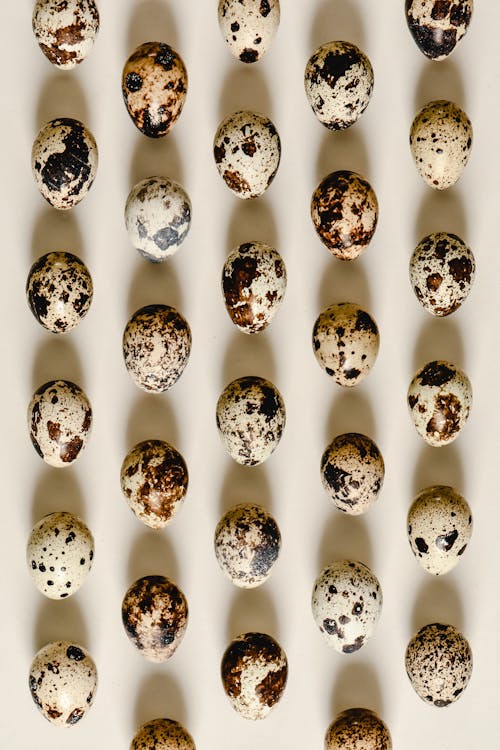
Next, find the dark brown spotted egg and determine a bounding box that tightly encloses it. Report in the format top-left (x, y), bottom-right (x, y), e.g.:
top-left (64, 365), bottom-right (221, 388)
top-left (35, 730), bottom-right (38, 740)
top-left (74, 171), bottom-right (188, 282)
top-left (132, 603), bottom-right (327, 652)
top-left (405, 623), bottom-right (473, 706)
top-left (122, 575), bottom-right (188, 662)
top-left (222, 242), bottom-right (286, 333)
top-left (407, 360), bottom-right (472, 447)
top-left (122, 42), bottom-right (187, 138)
top-left (32, 118), bottom-right (98, 210)
top-left (120, 440), bottom-right (188, 530)
top-left (311, 171), bottom-right (378, 260)
top-left (221, 632), bottom-right (288, 720)
top-left (131, 719), bottom-right (196, 750)
top-left (321, 433), bottom-right (384, 515)
top-left (28, 380), bottom-right (92, 467)
top-left (123, 304), bottom-right (191, 393)
top-left (29, 641), bottom-right (97, 727)
top-left (32, 0), bottom-right (99, 69)
top-left (406, 0), bottom-right (473, 61)
top-left (325, 708), bottom-right (392, 750)
top-left (218, 0), bottom-right (280, 63)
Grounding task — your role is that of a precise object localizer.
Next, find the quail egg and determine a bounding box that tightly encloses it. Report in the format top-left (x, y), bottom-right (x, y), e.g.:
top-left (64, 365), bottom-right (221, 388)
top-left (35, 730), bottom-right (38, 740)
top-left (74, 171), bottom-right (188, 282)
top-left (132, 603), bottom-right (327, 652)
top-left (131, 719), bottom-right (196, 750)
top-left (218, 0), bottom-right (280, 63)
top-left (325, 708), bottom-right (392, 750)
top-left (32, 0), bottom-right (99, 68)
top-left (321, 433), bottom-right (384, 515)
top-left (405, 0), bottom-right (473, 60)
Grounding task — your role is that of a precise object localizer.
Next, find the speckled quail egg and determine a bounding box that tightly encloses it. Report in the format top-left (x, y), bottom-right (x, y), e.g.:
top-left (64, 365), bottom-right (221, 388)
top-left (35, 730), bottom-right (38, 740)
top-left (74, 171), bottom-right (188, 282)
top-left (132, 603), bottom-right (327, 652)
top-left (312, 303), bottom-right (379, 386)
top-left (407, 360), bottom-right (472, 446)
top-left (408, 485), bottom-right (472, 575)
top-left (321, 433), bottom-right (384, 515)
top-left (221, 632), bottom-right (288, 720)
top-left (214, 111), bottom-right (281, 199)
top-left (122, 575), bottom-right (188, 662)
top-left (405, 623), bottom-right (473, 706)
top-left (123, 304), bottom-right (191, 393)
top-left (122, 42), bottom-right (188, 138)
top-left (214, 503), bottom-right (281, 588)
top-left (32, 0), bottom-right (99, 69)
top-left (222, 242), bottom-right (286, 333)
top-left (410, 100), bottom-right (472, 190)
top-left (218, 0), bottom-right (280, 63)
top-left (120, 439), bottom-right (188, 530)
top-left (311, 560), bottom-right (382, 653)
top-left (27, 512), bottom-right (94, 599)
top-left (304, 42), bottom-right (374, 131)
top-left (325, 708), bottom-right (392, 750)
top-left (406, 0), bottom-right (473, 61)
top-left (311, 171), bottom-right (378, 260)
top-left (28, 380), bottom-right (92, 467)
top-left (216, 376), bottom-right (286, 466)
top-left (131, 719), bottom-right (196, 750)
top-left (29, 641), bottom-right (97, 726)
top-left (32, 118), bottom-right (98, 210)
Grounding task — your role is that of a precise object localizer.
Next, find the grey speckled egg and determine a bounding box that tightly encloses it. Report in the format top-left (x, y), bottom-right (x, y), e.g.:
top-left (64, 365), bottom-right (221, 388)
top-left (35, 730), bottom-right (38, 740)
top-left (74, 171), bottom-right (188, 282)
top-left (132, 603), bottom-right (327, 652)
top-left (215, 503), bottom-right (281, 588)
top-left (27, 251), bottom-right (93, 333)
top-left (216, 376), bottom-right (286, 466)
top-left (221, 632), bottom-right (288, 720)
top-left (325, 708), bottom-right (392, 750)
top-left (410, 100), bottom-right (472, 190)
top-left (33, 0), bottom-right (99, 69)
top-left (218, 0), bottom-right (280, 63)
top-left (410, 232), bottom-right (475, 316)
top-left (29, 641), bottom-right (97, 727)
top-left (131, 719), bottom-right (196, 750)
top-left (407, 360), bottom-right (472, 446)
top-left (123, 304), bottom-right (191, 393)
top-left (408, 485), bottom-right (472, 575)
top-left (32, 118), bottom-right (98, 210)
top-left (222, 242), bottom-right (286, 333)
top-left (311, 560), bottom-right (382, 653)
top-left (406, 0), bottom-right (473, 61)
top-left (125, 177), bottom-right (192, 262)
top-left (122, 575), bottom-right (188, 662)
top-left (122, 42), bottom-right (188, 138)
top-left (313, 303), bottom-right (379, 386)
top-left (406, 623), bottom-right (473, 706)
top-left (27, 512), bottom-right (94, 599)
top-left (311, 171), bottom-right (378, 260)
top-left (28, 380), bottom-right (92, 467)
top-left (120, 439), bottom-right (188, 530)
top-left (214, 111), bottom-right (281, 199)
top-left (304, 41), bottom-right (374, 131)
top-left (321, 433), bottom-right (384, 515)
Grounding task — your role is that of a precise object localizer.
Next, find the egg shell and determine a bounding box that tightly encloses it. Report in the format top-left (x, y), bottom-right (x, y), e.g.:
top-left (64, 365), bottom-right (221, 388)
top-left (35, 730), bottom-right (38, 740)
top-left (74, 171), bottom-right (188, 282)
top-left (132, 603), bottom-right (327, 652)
top-left (325, 708), bottom-right (392, 750)
top-left (214, 111), bottom-right (281, 199)
top-left (410, 100), bottom-right (472, 190)
top-left (32, 118), bottom-right (98, 210)
top-left (29, 641), bottom-right (97, 727)
top-left (221, 632), bottom-right (288, 720)
top-left (32, 0), bottom-right (99, 69)
top-left (120, 440), bottom-right (188, 530)
top-left (122, 42), bottom-right (187, 138)
top-left (407, 360), bottom-right (472, 446)
top-left (311, 171), bottom-right (378, 260)
top-left (222, 242), bottom-right (286, 333)
top-left (405, 623), bottom-right (473, 706)
top-left (312, 303), bottom-right (379, 386)
top-left (408, 485), bottom-right (472, 575)
top-left (123, 304), bottom-right (191, 393)
top-left (27, 512), bottom-right (94, 599)
top-left (28, 380), bottom-right (92, 467)
top-left (216, 376), bottom-right (286, 466)
top-left (125, 177), bottom-right (192, 262)
top-left (218, 0), bottom-right (280, 63)
top-left (321, 433), bottom-right (384, 515)
top-left (131, 719), bottom-right (196, 750)
top-left (405, 0), bottom-right (473, 60)
top-left (304, 41), bottom-right (374, 131)
top-left (122, 575), bottom-right (188, 662)
top-left (311, 560), bottom-right (382, 653)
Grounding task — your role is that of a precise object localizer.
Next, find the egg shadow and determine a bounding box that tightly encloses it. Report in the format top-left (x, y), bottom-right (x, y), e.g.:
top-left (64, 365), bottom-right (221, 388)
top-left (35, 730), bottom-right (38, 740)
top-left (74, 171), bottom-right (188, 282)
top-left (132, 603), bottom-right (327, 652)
top-left (134, 671), bottom-right (188, 732)
top-left (331, 661), bottom-right (384, 717)
top-left (35, 73), bottom-right (89, 129)
top-left (318, 513), bottom-right (373, 571)
top-left (32, 336), bottom-right (85, 389)
top-left (30, 208), bottom-right (84, 263)
top-left (126, 0), bottom-right (179, 53)
top-left (315, 128), bottom-right (370, 184)
top-left (127, 528), bottom-right (179, 586)
top-left (414, 189), bottom-right (467, 245)
top-left (219, 66), bottom-right (272, 120)
top-left (226, 587), bottom-right (279, 641)
top-left (412, 442), bottom-right (465, 498)
top-left (317, 255), bottom-right (371, 311)
top-left (325, 391), bottom-right (376, 444)
top-left (128, 134), bottom-right (184, 187)
top-left (414, 58), bottom-right (466, 110)
top-left (31, 467), bottom-right (86, 526)
top-left (411, 577), bottom-right (464, 633)
top-left (219, 462), bottom-right (272, 516)
top-left (225, 198), bottom-right (279, 256)
top-left (33, 597), bottom-right (89, 651)
top-left (126, 392), bottom-right (180, 451)
top-left (221, 329), bottom-right (277, 386)
top-left (127, 257), bottom-right (184, 316)
top-left (412, 317), bottom-right (465, 373)
top-left (310, 0), bottom-right (365, 50)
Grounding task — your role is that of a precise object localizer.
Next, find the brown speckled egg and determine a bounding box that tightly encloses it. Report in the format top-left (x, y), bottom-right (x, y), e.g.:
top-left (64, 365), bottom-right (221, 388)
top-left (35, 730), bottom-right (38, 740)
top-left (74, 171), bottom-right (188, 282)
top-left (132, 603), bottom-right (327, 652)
top-left (131, 718), bottom-right (196, 750)
top-left (221, 632), bottom-right (288, 720)
top-left (120, 440), bottom-right (188, 530)
top-left (33, 0), bottom-right (99, 69)
top-left (325, 708), bottom-right (392, 750)
top-left (122, 575), bottom-right (188, 662)
top-left (311, 171), bottom-right (378, 260)
top-left (405, 623), bottom-right (473, 706)
top-left (406, 0), bottom-right (473, 61)
top-left (218, 0), bottom-right (280, 63)
top-left (321, 433), bottom-right (384, 515)
top-left (122, 42), bottom-right (188, 138)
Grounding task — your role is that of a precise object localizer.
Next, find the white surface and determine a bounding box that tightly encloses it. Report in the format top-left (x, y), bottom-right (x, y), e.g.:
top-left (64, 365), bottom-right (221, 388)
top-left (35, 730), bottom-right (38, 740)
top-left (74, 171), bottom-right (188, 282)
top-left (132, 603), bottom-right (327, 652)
top-left (0, 0), bottom-right (496, 747)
